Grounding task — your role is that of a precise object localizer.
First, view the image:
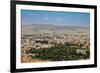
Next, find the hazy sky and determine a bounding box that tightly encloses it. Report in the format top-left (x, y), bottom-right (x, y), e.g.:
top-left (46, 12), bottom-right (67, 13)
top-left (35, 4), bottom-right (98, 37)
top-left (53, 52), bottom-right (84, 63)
top-left (21, 10), bottom-right (90, 27)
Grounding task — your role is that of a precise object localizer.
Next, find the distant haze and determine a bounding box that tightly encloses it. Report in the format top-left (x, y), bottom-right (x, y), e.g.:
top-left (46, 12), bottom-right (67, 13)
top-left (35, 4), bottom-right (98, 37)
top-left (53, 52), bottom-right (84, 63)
top-left (21, 24), bottom-right (90, 34)
top-left (21, 10), bottom-right (90, 27)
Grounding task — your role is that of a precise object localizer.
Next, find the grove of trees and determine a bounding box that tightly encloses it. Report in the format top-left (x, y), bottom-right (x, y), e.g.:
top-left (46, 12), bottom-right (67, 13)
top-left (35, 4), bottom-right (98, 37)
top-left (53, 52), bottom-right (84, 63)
top-left (27, 44), bottom-right (90, 61)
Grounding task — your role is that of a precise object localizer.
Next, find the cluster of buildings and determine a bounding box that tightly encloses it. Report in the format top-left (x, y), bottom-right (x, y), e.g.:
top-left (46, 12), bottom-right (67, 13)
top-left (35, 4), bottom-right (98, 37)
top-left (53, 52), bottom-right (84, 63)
top-left (21, 33), bottom-right (66, 50)
top-left (21, 33), bottom-right (90, 62)
top-left (21, 33), bottom-right (90, 50)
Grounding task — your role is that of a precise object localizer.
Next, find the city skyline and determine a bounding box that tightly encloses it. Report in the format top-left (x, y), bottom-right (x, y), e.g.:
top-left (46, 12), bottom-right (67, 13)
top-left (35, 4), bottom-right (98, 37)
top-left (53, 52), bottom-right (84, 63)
top-left (21, 10), bottom-right (90, 27)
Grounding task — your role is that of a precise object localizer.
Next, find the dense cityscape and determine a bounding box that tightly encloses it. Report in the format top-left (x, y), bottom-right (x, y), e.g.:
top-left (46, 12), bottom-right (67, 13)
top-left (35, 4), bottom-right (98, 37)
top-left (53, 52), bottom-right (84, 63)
top-left (21, 29), bottom-right (90, 63)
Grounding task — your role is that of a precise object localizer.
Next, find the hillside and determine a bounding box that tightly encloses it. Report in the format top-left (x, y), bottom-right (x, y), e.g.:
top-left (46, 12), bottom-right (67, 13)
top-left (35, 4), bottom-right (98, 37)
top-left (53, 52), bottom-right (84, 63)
top-left (21, 24), bottom-right (89, 34)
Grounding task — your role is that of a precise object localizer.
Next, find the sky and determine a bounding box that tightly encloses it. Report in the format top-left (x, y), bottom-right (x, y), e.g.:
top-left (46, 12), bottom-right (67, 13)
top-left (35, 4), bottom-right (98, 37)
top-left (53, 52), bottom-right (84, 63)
top-left (21, 10), bottom-right (90, 27)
